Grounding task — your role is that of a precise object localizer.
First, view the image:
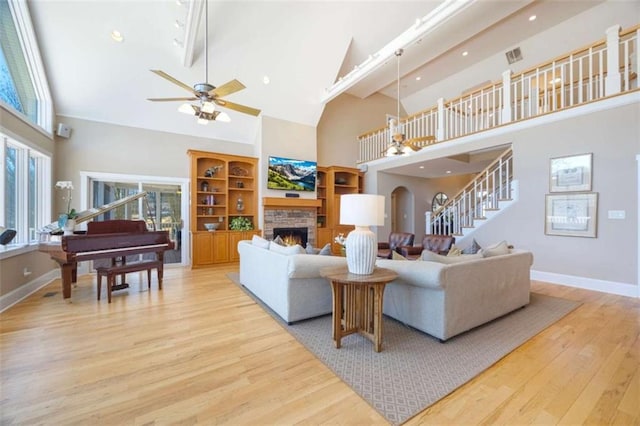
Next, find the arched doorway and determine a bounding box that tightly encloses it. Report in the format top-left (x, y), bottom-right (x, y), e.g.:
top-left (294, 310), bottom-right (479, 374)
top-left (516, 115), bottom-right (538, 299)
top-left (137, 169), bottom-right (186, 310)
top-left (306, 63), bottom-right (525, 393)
top-left (390, 186), bottom-right (414, 234)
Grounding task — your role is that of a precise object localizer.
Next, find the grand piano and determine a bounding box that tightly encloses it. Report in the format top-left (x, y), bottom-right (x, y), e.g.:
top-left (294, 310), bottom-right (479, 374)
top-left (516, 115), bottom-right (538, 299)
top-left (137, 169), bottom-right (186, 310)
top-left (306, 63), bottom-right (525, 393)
top-left (38, 192), bottom-right (174, 301)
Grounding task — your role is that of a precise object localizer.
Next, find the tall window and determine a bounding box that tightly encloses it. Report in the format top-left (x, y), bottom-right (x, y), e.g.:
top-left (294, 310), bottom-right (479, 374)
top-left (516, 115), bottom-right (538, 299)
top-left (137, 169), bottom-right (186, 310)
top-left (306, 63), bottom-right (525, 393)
top-left (1, 132), bottom-right (51, 246)
top-left (0, 0), bottom-right (53, 133)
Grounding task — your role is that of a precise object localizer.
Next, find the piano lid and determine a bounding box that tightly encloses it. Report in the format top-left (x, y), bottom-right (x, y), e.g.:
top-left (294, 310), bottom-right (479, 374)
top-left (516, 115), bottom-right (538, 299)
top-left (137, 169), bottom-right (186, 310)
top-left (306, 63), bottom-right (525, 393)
top-left (41, 191), bottom-right (148, 234)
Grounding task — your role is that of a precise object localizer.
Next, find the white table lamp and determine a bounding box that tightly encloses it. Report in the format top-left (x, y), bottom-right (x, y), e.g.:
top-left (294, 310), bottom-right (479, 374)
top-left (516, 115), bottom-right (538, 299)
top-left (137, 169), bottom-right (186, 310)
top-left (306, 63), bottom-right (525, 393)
top-left (339, 194), bottom-right (385, 275)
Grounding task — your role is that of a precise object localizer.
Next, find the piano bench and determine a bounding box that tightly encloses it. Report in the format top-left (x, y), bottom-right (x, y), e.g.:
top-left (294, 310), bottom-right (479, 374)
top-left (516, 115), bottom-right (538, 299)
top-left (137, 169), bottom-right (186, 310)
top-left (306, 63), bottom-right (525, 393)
top-left (96, 260), bottom-right (164, 303)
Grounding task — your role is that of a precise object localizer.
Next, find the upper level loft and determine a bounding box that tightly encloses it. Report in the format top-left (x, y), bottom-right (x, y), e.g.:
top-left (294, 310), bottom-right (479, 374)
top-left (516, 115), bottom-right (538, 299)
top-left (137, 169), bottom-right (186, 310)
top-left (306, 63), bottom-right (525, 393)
top-left (358, 24), bottom-right (639, 164)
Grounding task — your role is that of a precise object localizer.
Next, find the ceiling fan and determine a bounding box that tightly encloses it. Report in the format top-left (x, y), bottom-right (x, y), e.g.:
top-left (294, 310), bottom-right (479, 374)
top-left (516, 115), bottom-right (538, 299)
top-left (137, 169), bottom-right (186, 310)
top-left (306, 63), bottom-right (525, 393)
top-left (386, 49), bottom-right (433, 156)
top-left (147, 0), bottom-right (260, 124)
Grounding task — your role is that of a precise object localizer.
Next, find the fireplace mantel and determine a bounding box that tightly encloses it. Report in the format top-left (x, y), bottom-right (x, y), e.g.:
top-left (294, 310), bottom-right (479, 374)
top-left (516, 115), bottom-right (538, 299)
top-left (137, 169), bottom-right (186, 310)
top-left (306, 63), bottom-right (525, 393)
top-left (263, 197), bottom-right (321, 208)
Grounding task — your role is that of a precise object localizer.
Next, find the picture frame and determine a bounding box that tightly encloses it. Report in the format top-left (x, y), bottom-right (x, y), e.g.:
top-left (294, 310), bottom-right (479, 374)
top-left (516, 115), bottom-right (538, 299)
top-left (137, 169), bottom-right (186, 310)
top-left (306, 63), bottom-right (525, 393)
top-left (545, 192), bottom-right (598, 237)
top-left (549, 153), bottom-right (592, 192)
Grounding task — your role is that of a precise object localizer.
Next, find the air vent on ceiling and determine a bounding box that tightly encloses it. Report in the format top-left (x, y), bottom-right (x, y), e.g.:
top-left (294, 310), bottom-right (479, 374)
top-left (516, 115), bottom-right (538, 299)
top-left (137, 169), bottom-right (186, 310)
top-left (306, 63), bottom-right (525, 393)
top-left (505, 47), bottom-right (523, 65)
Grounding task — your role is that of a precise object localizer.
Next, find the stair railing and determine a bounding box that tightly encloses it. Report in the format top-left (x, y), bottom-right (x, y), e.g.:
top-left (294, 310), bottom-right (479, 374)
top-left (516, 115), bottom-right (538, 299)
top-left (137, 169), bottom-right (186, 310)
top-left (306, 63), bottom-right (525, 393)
top-left (429, 148), bottom-right (513, 236)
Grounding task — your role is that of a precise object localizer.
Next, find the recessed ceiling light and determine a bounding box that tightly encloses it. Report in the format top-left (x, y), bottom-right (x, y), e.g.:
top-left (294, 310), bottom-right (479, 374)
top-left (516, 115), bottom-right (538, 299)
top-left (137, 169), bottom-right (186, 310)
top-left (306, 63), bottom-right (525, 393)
top-left (462, 51), bottom-right (468, 57)
top-left (111, 30), bottom-right (124, 43)
top-left (415, 76), bottom-right (421, 81)
top-left (174, 20), bottom-right (184, 29)
top-left (419, 165), bottom-right (425, 169)
top-left (446, 170), bottom-right (452, 174)
top-left (263, 75), bottom-right (270, 85)
top-left (529, 15), bottom-right (537, 22)
top-left (173, 38), bottom-right (183, 47)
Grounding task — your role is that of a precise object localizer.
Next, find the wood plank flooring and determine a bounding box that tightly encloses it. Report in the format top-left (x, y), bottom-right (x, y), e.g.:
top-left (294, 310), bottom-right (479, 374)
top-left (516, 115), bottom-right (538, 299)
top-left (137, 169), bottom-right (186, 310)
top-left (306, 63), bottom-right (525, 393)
top-left (1, 265), bottom-right (638, 425)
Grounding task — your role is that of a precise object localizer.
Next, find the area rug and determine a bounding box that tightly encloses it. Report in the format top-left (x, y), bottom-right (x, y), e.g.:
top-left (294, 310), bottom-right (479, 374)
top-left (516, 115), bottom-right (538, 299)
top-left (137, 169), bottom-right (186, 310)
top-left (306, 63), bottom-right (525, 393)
top-left (226, 272), bottom-right (580, 425)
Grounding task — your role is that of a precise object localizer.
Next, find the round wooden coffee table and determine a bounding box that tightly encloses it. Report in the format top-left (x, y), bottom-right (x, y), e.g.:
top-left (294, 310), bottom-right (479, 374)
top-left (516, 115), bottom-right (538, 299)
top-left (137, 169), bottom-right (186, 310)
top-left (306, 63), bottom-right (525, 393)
top-left (320, 266), bottom-right (398, 352)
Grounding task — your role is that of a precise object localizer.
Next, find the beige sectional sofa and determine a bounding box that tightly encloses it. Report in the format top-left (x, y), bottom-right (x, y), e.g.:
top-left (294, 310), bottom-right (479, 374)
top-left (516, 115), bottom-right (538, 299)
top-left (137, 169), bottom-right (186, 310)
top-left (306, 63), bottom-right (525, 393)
top-left (238, 238), bottom-right (533, 341)
top-left (377, 249), bottom-right (533, 341)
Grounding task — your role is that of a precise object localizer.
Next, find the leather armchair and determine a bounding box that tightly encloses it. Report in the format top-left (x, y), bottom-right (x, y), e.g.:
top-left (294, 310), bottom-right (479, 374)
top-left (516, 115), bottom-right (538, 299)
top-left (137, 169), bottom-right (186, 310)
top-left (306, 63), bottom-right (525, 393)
top-left (377, 232), bottom-right (415, 259)
top-left (399, 234), bottom-right (455, 260)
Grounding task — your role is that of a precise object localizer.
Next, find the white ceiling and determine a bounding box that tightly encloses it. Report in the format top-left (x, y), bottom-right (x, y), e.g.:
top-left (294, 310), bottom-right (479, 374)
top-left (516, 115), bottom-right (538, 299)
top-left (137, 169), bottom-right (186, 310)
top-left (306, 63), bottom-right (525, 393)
top-left (28, 0), bottom-right (602, 146)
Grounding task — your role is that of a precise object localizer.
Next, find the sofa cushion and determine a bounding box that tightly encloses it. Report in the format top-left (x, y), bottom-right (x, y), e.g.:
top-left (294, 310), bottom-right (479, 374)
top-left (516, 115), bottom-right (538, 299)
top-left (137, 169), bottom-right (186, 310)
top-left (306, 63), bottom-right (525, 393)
top-left (447, 245), bottom-right (462, 256)
top-left (272, 235), bottom-right (285, 246)
top-left (422, 250), bottom-right (482, 264)
top-left (481, 240), bottom-right (511, 257)
top-left (305, 243), bottom-right (320, 255)
top-left (269, 242), bottom-right (304, 255)
top-left (392, 251), bottom-right (409, 260)
top-left (318, 243), bottom-right (332, 255)
top-left (252, 234), bottom-right (270, 249)
top-left (462, 238), bottom-right (482, 254)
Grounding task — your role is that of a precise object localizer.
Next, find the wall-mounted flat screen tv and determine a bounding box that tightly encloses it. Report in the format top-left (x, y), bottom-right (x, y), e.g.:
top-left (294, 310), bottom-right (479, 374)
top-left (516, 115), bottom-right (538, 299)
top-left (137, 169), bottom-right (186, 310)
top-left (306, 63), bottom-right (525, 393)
top-left (267, 156), bottom-right (317, 192)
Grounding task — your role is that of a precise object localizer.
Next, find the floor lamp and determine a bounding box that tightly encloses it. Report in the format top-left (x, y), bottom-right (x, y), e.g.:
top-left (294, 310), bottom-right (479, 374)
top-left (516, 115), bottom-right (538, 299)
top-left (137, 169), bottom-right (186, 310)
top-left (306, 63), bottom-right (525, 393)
top-left (339, 194), bottom-right (385, 275)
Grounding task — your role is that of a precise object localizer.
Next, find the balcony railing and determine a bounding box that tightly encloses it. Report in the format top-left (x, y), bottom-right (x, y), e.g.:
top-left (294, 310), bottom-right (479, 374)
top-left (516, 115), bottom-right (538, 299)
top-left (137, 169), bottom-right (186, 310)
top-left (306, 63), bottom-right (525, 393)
top-left (358, 24), bottom-right (639, 163)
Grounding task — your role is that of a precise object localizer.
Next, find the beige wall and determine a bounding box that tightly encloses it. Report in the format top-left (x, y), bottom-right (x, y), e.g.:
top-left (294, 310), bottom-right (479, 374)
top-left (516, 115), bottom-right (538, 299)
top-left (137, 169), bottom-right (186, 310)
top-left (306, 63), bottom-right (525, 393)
top-left (317, 92), bottom-right (403, 168)
top-left (52, 116), bottom-right (257, 215)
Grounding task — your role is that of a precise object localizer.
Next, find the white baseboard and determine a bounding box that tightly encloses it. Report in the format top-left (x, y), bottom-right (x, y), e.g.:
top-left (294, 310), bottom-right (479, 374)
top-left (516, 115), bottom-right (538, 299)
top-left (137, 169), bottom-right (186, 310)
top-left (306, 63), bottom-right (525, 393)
top-left (0, 270), bottom-right (60, 312)
top-left (531, 270), bottom-right (639, 298)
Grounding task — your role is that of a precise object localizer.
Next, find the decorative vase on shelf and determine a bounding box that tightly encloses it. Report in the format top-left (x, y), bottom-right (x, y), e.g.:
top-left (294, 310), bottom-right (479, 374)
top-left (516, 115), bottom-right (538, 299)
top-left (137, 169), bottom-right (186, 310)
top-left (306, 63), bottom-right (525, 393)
top-left (236, 196), bottom-right (244, 212)
top-left (63, 219), bottom-right (76, 235)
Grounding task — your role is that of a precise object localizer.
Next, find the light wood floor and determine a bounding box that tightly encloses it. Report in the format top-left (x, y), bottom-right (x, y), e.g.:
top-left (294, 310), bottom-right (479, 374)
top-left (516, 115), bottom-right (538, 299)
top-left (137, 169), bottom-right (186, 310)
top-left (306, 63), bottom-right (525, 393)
top-left (1, 265), bottom-right (638, 425)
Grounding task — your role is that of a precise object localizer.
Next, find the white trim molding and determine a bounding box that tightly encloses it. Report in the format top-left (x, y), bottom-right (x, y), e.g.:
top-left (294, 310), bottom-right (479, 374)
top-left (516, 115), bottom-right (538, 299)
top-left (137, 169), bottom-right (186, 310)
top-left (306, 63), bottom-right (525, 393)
top-left (0, 269), bottom-right (58, 312)
top-left (531, 270), bottom-right (639, 299)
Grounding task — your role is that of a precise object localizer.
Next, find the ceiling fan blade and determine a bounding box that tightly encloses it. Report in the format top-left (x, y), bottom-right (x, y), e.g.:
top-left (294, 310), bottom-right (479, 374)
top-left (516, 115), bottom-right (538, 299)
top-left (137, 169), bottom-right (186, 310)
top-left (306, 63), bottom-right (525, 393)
top-left (210, 79), bottom-right (246, 98)
top-left (147, 97), bottom-right (198, 102)
top-left (150, 70), bottom-right (195, 94)
top-left (214, 99), bottom-right (261, 116)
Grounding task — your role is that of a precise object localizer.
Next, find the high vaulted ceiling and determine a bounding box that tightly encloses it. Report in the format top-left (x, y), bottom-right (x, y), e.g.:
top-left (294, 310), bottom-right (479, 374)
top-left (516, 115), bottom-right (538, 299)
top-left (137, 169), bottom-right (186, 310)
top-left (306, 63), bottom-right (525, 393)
top-left (28, 0), bottom-right (603, 145)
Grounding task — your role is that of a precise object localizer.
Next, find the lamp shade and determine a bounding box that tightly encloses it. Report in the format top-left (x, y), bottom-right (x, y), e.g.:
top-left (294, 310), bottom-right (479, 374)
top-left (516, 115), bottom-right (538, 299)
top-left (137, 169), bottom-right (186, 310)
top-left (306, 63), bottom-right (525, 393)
top-left (340, 194), bottom-right (384, 227)
top-left (339, 194), bottom-right (385, 275)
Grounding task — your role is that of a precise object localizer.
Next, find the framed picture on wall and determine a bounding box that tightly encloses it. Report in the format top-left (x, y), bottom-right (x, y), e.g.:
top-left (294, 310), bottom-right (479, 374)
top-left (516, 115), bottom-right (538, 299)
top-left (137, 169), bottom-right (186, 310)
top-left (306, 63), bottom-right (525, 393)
top-left (549, 153), bottom-right (592, 192)
top-left (545, 192), bottom-right (598, 237)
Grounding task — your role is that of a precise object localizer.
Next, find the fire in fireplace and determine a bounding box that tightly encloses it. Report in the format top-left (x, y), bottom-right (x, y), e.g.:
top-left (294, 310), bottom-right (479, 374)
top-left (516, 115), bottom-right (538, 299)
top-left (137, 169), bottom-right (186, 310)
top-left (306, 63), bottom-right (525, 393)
top-left (273, 227), bottom-right (308, 247)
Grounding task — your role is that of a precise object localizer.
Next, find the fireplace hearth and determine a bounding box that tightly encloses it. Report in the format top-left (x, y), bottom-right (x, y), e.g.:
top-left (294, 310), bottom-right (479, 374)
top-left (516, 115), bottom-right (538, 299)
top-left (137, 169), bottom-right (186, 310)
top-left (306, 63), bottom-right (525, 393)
top-left (273, 227), bottom-right (308, 247)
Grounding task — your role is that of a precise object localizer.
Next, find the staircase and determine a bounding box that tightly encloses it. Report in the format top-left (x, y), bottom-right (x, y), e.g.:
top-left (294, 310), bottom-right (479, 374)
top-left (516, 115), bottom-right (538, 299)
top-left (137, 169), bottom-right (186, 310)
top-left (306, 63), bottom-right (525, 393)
top-left (426, 148), bottom-right (516, 244)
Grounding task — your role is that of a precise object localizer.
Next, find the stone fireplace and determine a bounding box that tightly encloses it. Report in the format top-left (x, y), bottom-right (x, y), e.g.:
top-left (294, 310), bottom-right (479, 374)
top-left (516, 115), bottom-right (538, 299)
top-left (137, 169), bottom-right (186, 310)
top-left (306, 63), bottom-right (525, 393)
top-left (263, 198), bottom-right (320, 246)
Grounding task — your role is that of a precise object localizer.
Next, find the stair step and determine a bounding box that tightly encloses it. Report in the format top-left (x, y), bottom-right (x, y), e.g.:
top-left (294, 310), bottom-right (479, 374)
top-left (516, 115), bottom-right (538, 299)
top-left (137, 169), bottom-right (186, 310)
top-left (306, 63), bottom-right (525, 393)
top-left (474, 216), bottom-right (487, 220)
top-left (483, 208), bottom-right (499, 211)
top-left (498, 198), bottom-right (513, 202)
top-left (461, 226), bottom-right (475, 229)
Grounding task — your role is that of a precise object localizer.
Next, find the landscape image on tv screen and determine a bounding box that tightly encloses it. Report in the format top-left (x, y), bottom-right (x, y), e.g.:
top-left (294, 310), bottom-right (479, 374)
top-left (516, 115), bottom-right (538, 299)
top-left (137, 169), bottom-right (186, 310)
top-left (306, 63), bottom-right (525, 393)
top-left (267, 156), bottom-right (317, 192)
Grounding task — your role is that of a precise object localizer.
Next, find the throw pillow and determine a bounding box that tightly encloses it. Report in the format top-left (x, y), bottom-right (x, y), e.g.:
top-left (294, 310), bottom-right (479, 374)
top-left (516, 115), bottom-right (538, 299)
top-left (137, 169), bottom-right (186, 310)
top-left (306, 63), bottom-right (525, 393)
top-left (481, 240), bottom-right (510, 257)
top-left (269, 242), bottom-right (304, 255)
top-left (318, 243), bottom-right (332, 256)
top-left (305, 243), bottom-right (320, 255)
top-left (391, 251), bottom-right (408, 261)
top-left (447, 245), bottom-right (462, 257)
top-left (272, 235), bottom-right (285, 246)
top-left (422, 250), bottom-right (482, 264)
top-left (462, 239), bottom-right (482, 254)
top-left (251, 235), bottom-right (270, 249)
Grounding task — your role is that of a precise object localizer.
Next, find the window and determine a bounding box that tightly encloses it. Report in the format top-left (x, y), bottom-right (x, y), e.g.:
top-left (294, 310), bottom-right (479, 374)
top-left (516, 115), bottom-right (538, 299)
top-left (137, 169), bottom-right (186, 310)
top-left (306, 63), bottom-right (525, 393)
top-left (0, 0), bottom-right (53, 134)
top-left (1, 132), bottom-right (51, 248)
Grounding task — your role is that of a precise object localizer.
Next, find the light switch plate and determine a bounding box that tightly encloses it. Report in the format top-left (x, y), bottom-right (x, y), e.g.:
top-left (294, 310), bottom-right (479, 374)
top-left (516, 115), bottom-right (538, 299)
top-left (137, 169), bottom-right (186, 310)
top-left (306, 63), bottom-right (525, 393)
top-left (607, 210), bottom-right (625, 219)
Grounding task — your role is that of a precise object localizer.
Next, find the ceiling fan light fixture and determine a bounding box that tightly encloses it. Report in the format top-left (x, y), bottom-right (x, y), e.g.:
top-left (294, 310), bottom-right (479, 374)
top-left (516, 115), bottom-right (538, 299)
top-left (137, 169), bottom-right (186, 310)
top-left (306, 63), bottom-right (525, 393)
top-left (201, 101), bottom-right (215, 114)
top-left (215, 111), bottom-right (231, 123)
top-left (178, 103), bottom-right (195, 115)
